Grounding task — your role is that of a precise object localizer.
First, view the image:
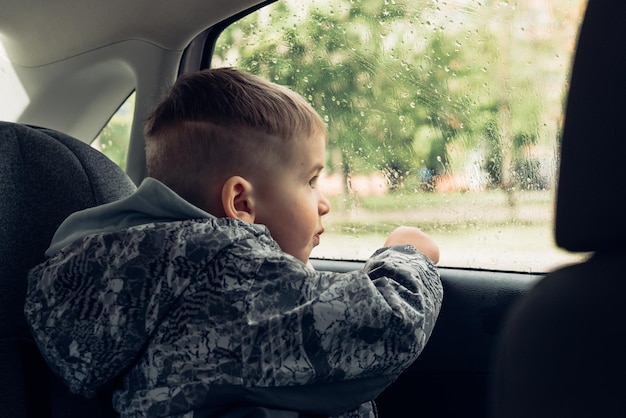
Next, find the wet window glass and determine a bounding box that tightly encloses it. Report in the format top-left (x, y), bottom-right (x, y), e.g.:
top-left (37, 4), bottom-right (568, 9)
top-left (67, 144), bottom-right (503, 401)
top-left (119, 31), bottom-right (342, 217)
top-left (213, 0), bottom-right (588, 272)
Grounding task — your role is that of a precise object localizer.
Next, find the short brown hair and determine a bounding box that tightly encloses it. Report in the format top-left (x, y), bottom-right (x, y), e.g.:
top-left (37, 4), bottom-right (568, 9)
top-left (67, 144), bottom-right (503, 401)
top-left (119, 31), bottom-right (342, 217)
top-left (144, 67), bottom-right (327, 211)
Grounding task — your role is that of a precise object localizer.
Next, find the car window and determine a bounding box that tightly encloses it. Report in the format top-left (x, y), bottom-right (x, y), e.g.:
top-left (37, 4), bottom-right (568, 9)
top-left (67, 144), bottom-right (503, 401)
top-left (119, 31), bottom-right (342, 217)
top-left (222, 0), bottom-right (585, 272)
top-left (212, 0), bottom-right (588, 273)
top-left (91, 92), bottom-right (135, 170)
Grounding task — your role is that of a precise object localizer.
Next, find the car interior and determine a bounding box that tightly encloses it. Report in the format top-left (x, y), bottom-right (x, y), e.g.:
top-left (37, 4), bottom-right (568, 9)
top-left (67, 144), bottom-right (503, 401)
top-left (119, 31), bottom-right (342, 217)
top-left (1, 0), bottom-right (621, 417)
top-left (490, 1), bottom-right (626, 417)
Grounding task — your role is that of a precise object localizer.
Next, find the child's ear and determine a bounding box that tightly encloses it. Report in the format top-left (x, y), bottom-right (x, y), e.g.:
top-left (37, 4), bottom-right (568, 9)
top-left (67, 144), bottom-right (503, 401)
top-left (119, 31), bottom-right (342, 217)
top-left (221, 176), bottom-right (256, 223)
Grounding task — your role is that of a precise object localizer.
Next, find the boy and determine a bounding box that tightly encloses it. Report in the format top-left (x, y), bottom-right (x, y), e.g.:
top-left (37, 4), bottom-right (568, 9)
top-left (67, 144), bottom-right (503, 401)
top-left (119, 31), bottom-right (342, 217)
top-left (25, 68), bottom-right (443, 417)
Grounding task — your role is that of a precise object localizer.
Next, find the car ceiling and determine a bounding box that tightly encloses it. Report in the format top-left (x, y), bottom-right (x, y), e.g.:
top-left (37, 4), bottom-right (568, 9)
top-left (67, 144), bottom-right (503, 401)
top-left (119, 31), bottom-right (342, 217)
top-left (0, 0), bottom-right (268, 161)
top-left (0, 0), bottom-right (265, 67)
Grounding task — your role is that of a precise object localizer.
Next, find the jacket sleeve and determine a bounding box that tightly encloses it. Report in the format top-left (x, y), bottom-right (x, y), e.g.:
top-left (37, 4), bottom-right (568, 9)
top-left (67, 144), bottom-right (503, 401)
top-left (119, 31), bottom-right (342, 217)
top-left (234, 243), bottom-right (443, 414)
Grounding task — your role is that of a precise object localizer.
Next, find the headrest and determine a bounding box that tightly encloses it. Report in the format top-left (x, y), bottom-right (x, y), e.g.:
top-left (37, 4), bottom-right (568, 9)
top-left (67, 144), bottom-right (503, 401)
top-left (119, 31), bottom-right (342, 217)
top-left (555, 1), bottom-right (626, 252)
top-left (0, 122), bottom-right (136, 337)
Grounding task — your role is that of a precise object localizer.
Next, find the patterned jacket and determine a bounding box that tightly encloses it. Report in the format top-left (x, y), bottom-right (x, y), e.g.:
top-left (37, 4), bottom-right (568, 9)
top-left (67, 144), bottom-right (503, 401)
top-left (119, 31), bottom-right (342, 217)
top-left (25, 179), bottom-right (443, 418)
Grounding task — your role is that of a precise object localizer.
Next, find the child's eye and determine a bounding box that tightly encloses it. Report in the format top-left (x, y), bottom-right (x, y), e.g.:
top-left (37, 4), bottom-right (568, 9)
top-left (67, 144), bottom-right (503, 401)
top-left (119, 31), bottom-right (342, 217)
top-left (308, 176), bottom-right (319, 188)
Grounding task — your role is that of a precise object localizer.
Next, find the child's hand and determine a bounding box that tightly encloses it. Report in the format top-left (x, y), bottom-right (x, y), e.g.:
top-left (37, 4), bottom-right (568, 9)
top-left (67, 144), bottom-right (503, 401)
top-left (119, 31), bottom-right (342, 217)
top-left (384, 226), bottom-right (440, 264)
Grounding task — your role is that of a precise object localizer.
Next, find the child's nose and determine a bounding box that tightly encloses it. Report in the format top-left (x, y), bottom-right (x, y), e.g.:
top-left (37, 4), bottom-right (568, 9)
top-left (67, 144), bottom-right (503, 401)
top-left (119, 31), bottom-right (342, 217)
top-left (319, 193), bottom-right (331, 215)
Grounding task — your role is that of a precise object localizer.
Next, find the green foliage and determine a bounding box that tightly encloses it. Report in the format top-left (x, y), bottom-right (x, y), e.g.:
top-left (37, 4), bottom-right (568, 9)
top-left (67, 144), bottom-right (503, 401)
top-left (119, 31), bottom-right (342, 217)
top-left (92, 96), bottom-right (133, 171)
top-left (96, 121), bottom-right (129, 170)
top-left (91, 93), bottom-right (134, 170)
top-left (213, 0), bottom-right (582, 196)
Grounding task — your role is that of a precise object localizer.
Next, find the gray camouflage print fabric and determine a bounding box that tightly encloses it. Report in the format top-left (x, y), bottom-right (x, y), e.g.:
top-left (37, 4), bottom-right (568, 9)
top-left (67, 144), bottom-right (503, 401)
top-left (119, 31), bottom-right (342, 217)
top-left (25, 218), bottom-right (442, 417)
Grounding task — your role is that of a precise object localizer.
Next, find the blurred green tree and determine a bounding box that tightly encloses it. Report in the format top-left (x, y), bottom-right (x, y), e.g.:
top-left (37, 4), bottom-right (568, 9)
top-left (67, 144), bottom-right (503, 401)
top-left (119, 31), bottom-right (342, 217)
top-left (213, 0), bottom-right (581, 200)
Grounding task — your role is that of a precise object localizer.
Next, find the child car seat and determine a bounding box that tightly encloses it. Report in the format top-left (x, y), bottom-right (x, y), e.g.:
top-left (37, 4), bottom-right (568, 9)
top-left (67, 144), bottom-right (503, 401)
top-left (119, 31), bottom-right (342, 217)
top-left (0, 122), bottom-right (136, 417)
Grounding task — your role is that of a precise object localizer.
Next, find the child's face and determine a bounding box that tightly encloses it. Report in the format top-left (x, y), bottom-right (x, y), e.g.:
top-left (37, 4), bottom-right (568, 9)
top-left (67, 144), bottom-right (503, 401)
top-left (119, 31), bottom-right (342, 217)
top-left (254, 134), bottom-right (331, 264)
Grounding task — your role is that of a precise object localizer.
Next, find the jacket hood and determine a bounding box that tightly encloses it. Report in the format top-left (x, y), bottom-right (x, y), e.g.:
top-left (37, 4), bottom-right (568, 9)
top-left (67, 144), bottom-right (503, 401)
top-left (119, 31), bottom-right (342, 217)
top-left (46, 177), bottom-right (212, 256)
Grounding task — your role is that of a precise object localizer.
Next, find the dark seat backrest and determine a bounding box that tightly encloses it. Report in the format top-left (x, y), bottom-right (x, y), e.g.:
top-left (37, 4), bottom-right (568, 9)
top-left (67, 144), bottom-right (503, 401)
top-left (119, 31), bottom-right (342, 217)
top-left (0, 122), bottom-right (136, 417)
top-left (490, 1), bottom-right (626, 417)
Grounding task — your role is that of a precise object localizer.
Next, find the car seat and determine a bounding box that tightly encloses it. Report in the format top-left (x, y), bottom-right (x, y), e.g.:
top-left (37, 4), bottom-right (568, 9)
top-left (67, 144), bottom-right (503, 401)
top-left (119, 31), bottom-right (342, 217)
top-left (0, 122), bottom-right (137, 417)
top-left (489, 1), bottom-right (626, 416)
